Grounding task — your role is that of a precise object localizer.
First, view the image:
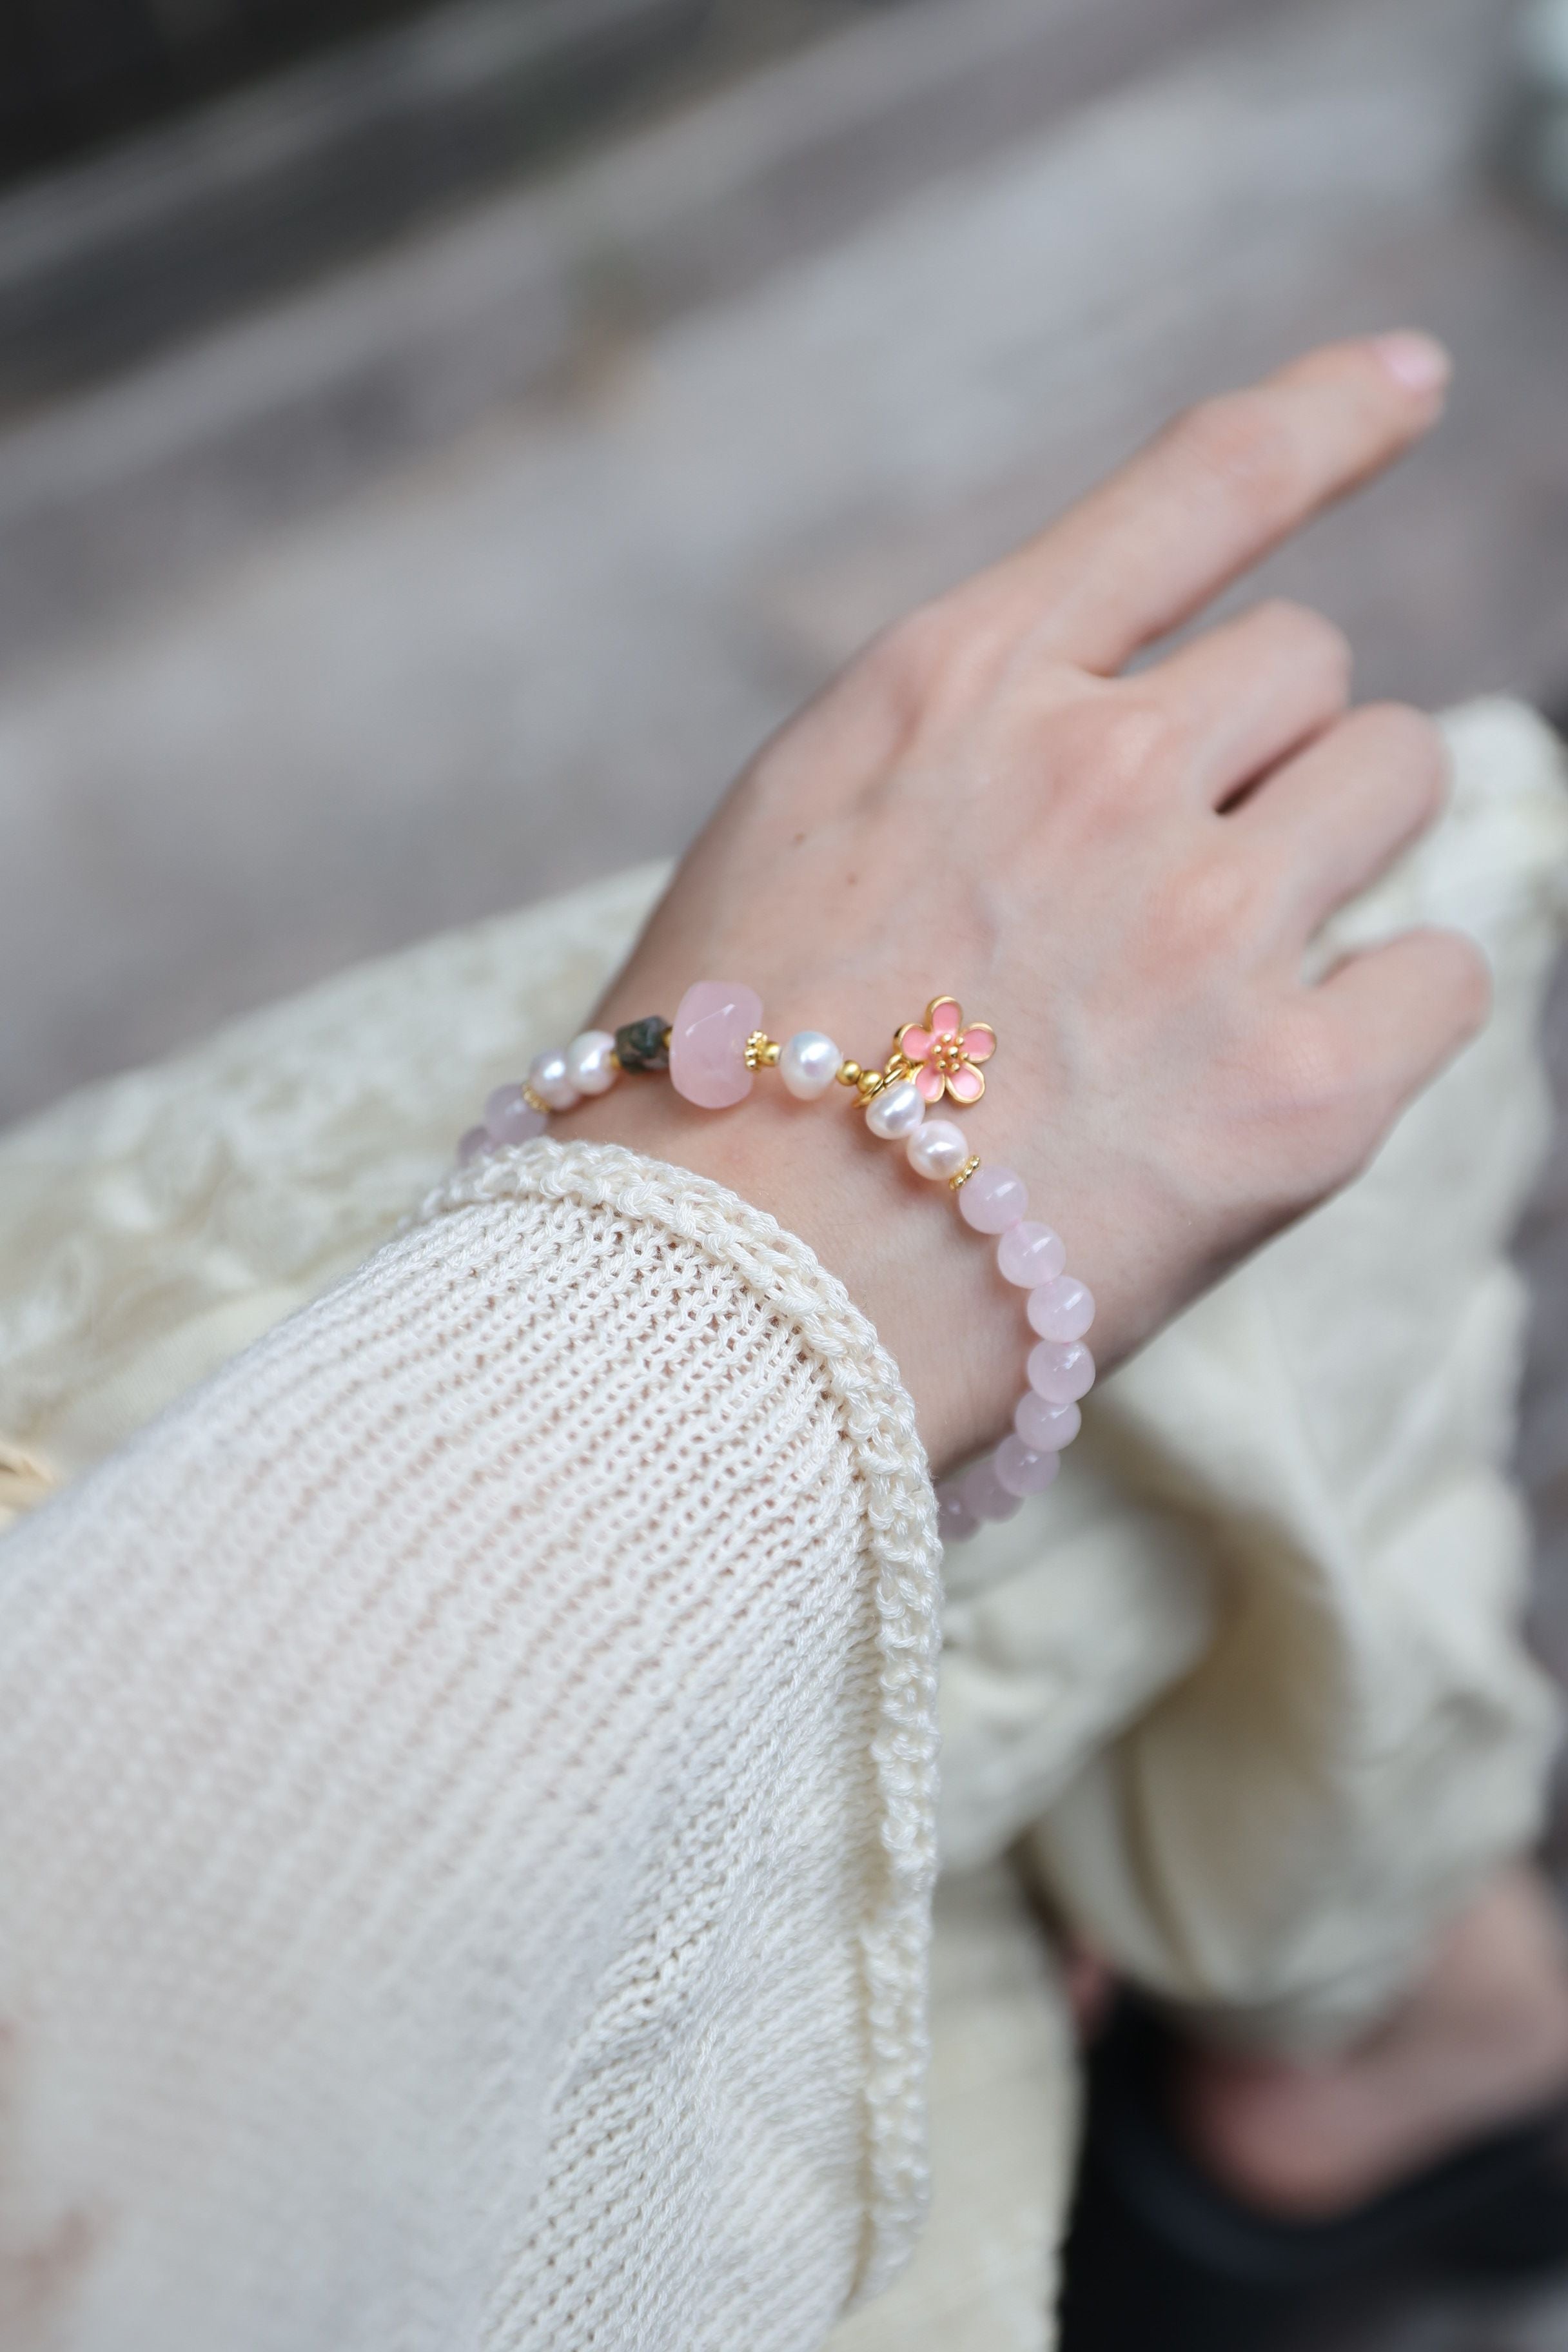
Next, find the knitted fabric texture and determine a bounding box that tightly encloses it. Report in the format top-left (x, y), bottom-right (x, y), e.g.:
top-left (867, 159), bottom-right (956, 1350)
top-left (0, 1141), bottom-right (941, 2352)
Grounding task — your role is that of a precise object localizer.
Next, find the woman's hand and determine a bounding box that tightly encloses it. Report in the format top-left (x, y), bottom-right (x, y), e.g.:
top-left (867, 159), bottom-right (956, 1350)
top-left (570, 333), bottom-right (1484, 1473)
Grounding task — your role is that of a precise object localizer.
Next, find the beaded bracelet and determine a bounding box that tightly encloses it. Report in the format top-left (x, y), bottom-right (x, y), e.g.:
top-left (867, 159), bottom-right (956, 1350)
top-left (456, 983), bottom-right (1095, 1544)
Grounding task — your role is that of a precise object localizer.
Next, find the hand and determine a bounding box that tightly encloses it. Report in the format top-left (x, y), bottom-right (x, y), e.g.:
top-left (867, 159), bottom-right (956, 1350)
top-left (569, 334), bottom-right (1485, 1475)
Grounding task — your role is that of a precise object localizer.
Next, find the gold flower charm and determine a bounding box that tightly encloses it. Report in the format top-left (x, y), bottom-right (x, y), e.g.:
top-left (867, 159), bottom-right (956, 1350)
top-left (895, 997), bottom-right (997, 1105)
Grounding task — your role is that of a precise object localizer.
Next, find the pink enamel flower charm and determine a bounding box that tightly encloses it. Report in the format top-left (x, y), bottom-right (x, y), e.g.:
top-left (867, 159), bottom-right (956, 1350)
top-left (896, 996), bottom-right (997, 1106)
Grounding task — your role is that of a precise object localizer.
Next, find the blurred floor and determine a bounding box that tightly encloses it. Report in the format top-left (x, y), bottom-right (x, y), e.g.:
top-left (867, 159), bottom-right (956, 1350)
top-left (3, 0), bottom-right (1568, 2338)
top-left (8, 0), bottom-right (1568, 1123)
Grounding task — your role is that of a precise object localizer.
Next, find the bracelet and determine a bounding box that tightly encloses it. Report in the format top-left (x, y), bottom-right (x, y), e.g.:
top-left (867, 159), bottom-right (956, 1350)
top-left (455, 984), bottom-right (1095, 1544)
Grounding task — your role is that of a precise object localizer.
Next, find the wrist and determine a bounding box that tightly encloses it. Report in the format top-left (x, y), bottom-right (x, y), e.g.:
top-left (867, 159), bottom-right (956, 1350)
top-left (565, 1048), bottom-right (1105, 1478)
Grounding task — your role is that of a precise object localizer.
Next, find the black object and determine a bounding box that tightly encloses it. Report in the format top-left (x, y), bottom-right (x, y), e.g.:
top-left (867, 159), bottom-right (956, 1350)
top-left (1058, 1999), bottom-right (1568, 2352)
top-left (0, 0), bottom-right (428, 176)
top-left (613, 1015), bottom-right (671, 1073)
top-left (1496, 0), bottom-right (1568, 226)
top-left (0, 0), bottom-right (714, 413)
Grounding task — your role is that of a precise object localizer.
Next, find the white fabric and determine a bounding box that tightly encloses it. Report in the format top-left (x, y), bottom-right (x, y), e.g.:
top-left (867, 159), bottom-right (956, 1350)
top-left (0, 698), bottom-right (1563, 2352)
top-left (827, 1865), bottom-right (1080, 2352)
top-left (0, 860), bottom-right (672, 1514)
top-left (946, 696), bottom-right (1568, 2048)
top-left (830, 695), bottom-right (1568, 2351)
top-left (0, 1142), bottom-right (941, 2350)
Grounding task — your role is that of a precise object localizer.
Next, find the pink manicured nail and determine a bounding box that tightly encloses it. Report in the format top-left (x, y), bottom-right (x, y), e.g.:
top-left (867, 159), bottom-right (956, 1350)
top-left (1372, 331), bottom-right (1452, 396)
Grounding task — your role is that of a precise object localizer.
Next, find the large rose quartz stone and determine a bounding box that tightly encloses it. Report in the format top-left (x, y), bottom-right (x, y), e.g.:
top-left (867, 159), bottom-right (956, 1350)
top-left (669, 981), bottom-right (764, 1109)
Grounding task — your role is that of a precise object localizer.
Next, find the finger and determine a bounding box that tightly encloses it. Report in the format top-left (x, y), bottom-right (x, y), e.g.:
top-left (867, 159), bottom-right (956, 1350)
top-left (1312, 928), bottom-right (1490, 1144)
top-left (1146, 600), bottom-right (1350, 805)
top-left (1238, 703), bottom-right (1447, 939)
top-left (976, 333), bottom-right (1450, 674)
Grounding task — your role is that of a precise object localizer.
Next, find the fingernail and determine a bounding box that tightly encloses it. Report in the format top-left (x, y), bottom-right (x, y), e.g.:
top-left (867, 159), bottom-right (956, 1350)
top-left (1372, 331), bottom-right (1452, 396)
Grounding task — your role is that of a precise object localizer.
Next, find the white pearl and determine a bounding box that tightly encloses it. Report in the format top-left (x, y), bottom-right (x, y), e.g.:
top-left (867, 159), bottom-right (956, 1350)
top-left (778, 1029), bottom-right (841, 1101)
top-left (527, 1046), bottom-right (580, 1112)
top-left (906, 1117), bottom-right (968, 1180)
top-left (865, 1077), bottom-right (925, 1141)
top-left (565, 1029), bottom-right (620, 1096)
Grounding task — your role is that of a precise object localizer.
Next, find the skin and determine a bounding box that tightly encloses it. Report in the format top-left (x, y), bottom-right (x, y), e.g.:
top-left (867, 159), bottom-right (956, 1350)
top-left (572, 331), bottom-right (1485, 1476)
top-left (572, 332), bottom-right (1568, 2208)
top-left (1177, 1867), bottom-right (1568, 2217)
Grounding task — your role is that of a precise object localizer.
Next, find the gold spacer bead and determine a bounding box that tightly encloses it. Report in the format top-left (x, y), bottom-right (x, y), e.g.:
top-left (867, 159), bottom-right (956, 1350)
top-left (835, 1060), bottom-right (863, 1088)
top-left (856, 1068), bottom-right (888, 1101)
top-left (744, 1030), bottom-right (781, 1071)
top-left (521, 1083), bottom-right (551, 1117)
top-left (949, 1154), bottom-right (982, 1191)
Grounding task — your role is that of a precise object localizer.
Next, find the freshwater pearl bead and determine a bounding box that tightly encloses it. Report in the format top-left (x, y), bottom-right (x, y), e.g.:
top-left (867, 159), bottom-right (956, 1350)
top-left (1015, 1391), bottom-right (1081, 1452)
top-left (997, 1220), bottom-right (1066, 1288)
top-left (957, 1164), bottom-right (1027, 1234)
top-left (779, 1030), bottom-right (841, 1099)
top-left (1028, 1338), bottom-right (1096, 1404)
top-left (960, 1455), bottom-right (1024, 1524)
top-left (526, 1048), bottom-right (580, 1113)
top-left (1026, 1275), bottom-right (1096, 1342)
top-left (669, 981), bottom-right (763, 1108)
top-left (865, 1077), bottom-right (925, 1141)
top-left (485, 1082), bottom-right (551, 1143)
top-left (565, 1029), bottom-right (620, 1096)
top-left (994, 1435), bottom-right (1061, 1497)
top-left (457, 1124), bottom-right (493, 1164)
top-left (936, 1482), bottom-right (981, 1544)
top-left (906, 1118), bottom-right (969, 1181)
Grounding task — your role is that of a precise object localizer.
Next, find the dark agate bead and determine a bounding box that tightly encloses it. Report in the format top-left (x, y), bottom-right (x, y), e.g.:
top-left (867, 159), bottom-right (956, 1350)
top-left (613, 1015), bottom-right (672, 1073)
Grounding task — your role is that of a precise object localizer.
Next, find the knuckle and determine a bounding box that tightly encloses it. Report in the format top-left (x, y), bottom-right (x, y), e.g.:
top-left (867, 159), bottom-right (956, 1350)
top-left (1253, 1010), bottom-right (1366, 1164)
top-left (869, 596), bottom-right (999, 727)
top-left (1275, 1014), bottom-right (1357, 1118)
top-left (1165, 391), bottom-right (1302, 516)
top-left (1030, 691), bottom-right (1188, 808)
top-left (1357, 701), bottom-right (1449, 818)
top-left (1154, 845), bottom-right (1268, 957)
top-left (1429, 927), bottom-right (1493, 1033)
top-left (1088, 697), bottom-right (1186, 793)
top-left (1260, 599), bottom-right (1351, 694)
top-left (868, 602), bottom-right (952, 696)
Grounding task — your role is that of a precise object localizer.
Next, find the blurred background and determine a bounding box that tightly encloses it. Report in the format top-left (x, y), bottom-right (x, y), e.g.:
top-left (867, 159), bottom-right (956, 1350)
top-left (3, 0), bottom-right (1568, 2337)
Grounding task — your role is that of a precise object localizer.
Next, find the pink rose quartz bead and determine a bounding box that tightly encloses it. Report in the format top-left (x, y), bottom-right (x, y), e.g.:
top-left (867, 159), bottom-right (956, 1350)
top-left (994, 1435), bottom-right (1061, 1497)
top-left (1026, 1275), bottom-right (1096, 1343)
top-left (959, 1455), bottom-right (1024, 1524)
top-left (936, 1482), bottom-right (981, 1544)
top-left (457, 1124), bottom-right (493, 1164)
top-left (484, 1084), bottom-right (549, 1146)
top-left (1015, 1391), bottom-right (1081, 1452)
top-left (997, 1221), bottom-right (1066, 1288)
top-left (957, 1164), bottom-right (1028, 1235)
top-left (669, 981), bottom-right (765, 1109)
top-left (1028, 1338), bottom-right (1096, 1404)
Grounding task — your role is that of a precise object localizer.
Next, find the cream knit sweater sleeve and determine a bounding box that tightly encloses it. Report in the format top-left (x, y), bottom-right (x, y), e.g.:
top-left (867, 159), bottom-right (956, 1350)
top-left (0, 1141), bottom-right (942, 2352)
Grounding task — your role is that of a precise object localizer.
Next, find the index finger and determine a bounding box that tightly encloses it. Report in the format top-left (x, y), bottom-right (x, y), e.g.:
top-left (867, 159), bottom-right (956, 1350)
top-left (978, 334), bottom-right (1450, 674)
